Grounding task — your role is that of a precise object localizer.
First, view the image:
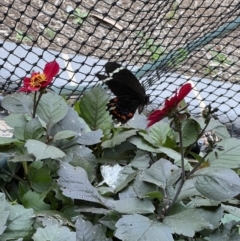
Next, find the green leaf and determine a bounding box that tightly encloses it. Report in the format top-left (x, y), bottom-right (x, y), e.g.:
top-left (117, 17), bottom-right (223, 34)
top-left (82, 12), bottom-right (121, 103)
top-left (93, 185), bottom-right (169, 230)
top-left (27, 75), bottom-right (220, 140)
top-left (77, 85), bottom-right (112, 131)
top-left (222, 204), bottom-right (240, 219)
top-left (208, 138), bottom-right (240, 168)
top-left (130, 150), bottom-right (151, 170)
top-left (24, 118), bottom-right (44, 140)
top-left (141, 159), bottom-right (180, 189)
top-left (0, 193), bottom-right (9, 235)
top-left (28, 164), bottom-right (53, 193)
top-left (77, 129), bottom-right (103, 145)
top-left (111, 198), bottom-right (155, 214)
top-left (99, 212), bottom-right (121, 230)
top-left (193, 167), bottom-right (240, 201)
top-left (76, 217), bottom-right (109, 241)
top-left (53, 130), bottom-right (76, 141)
top-left (102, 129), bottom-right (137, 149)
top-left (129, 136), bottom-right (159, 152)
top-left (22, 190), bottom-right (50, 211)
top-left (25, 139), bottom-right (65, 161)
top-left (115, 214), bottom-right (173, 241)
top-left (58, 162), bottom-right (106, 205)
top-left (147, 121), bottom-right (175, 147)
top-left (33, 224), bottom-right (76, 241)
top-left (1, 203), bottom-right (34, 241)
top-left (36, 92), bottom-right (68, 132)
top-left (9, 154), bottom-right (34, 163)
top-left (4, 113), bottom-right (27, 128)
top-left (195, 118), bottom-right (230, 139)
top-left (1, 93), bottom-right (33, 114)
top-left (0, 137), bottom-right (20, 145)
top-left (100, 164), bottom-right (137, 192)
top-left (182, 119), bottom-right (200, 147)
top-left (163, 207), bottom-right (223, 237)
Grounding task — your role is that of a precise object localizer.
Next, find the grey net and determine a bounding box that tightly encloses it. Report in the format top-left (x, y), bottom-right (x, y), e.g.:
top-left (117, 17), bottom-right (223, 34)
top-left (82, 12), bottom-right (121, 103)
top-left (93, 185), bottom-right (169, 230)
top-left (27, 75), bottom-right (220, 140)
top-left (0, 0), bottom-right (240, 135)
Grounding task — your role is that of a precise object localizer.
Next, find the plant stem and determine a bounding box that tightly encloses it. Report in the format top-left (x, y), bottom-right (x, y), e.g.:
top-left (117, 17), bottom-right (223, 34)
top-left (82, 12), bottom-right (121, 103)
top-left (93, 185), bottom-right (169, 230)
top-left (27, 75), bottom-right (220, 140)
top-left (32, 92), bottom-right (37, 118)
top-left (22, 161), bottom-right (28, 176)
top-left (164, 122), bottom-right (185, 215)
top-left (185, 151), bottom-right (210, 179)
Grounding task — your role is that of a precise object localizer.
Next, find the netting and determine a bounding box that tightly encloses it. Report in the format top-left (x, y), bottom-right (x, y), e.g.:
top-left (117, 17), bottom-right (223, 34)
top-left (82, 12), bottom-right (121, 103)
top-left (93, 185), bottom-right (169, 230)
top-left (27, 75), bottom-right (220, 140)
top-left (1, 0), bottom-right (240, 134)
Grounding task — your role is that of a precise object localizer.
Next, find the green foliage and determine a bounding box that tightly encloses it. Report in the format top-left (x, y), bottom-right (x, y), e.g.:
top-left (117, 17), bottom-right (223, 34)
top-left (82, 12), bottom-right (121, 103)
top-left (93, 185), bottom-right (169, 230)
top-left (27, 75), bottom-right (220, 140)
top-left (0, 87), bottom-right (240, 240)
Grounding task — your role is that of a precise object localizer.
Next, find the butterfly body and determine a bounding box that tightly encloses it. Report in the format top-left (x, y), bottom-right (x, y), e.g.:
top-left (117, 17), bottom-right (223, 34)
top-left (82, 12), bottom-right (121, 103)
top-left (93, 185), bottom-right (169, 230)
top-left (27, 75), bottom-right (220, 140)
top-left (96, 62), bottom-right (149, 123)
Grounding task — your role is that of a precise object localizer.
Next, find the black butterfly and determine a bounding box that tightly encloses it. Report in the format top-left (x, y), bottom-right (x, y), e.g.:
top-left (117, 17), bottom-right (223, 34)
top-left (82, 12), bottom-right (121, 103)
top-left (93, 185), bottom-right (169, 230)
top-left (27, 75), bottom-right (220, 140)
top-left (96, 62), bottom-right (149, 123)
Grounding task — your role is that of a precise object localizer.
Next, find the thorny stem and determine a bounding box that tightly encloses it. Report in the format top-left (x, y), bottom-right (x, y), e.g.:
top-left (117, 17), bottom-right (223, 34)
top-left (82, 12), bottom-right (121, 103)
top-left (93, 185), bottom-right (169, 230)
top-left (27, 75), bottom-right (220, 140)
top-left (164, 120), bottom-right (185, 215)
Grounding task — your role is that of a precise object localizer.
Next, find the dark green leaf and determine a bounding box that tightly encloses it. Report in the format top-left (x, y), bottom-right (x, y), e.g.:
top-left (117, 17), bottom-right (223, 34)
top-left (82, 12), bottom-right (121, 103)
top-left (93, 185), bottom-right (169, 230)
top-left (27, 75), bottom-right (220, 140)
top-left (99, 212), bottom-right (121, 230)
top-left (0, 137), bottom-right (20, 145)
top-left (28, 164), bottom-right (53, 193)
top-left (182, 119), bottom-right (200, 147)
top-left (25, 140), bottom-right (65, 160)
top-left (115, 214), bottom-right (173, 241)
top-left (193, 167), bottom-right (240, 201)
top-left (0, 193), bottom-right (9, 235)
top-left (21, 190), bottom-right (50, 211)
top-left (77, 85), bottom-right (112, 131)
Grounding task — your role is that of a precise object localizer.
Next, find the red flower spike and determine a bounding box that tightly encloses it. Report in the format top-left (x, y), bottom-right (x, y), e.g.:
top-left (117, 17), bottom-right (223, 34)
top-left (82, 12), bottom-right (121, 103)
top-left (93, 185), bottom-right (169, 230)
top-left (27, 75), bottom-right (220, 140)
top-left (19, 60), bottom-right (60, 92)
top-left (147, 83), bottom-right (192, 127)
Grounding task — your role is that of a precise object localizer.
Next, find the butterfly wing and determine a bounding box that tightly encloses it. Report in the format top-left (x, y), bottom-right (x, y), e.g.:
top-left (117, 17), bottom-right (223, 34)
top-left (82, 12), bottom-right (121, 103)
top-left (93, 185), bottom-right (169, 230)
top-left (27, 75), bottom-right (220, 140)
top-left (96, 62), bottom-right (149, 123)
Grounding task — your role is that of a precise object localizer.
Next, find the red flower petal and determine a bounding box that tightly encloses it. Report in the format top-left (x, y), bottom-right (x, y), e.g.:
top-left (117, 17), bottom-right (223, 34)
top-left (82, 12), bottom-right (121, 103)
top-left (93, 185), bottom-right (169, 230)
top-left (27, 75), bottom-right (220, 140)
top-left (177, 83), bottom-right (192, 103)
top-left (43, 61), bottom-right (60, 81)
top-left (147, 109), bottom-right (167, 127)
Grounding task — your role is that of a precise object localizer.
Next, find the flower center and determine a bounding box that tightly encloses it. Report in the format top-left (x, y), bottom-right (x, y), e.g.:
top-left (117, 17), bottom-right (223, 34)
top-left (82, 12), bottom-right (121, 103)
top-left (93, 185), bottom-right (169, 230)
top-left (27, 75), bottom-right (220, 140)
top-left (30, 73), bottom-right (47, 87)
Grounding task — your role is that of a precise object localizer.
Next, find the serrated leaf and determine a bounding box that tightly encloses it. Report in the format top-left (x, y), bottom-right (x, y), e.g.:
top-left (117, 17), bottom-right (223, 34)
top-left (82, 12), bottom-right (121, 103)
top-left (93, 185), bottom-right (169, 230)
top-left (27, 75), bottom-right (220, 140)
top-left (115, 214), bottom-right (173, 241)
top-left (21, 190), bottom-right (50, 211)
top-left (208, 138), bottom-right (240, 168)
top-left (25, 139), bottom-right (65, 161)
top-left (102, 129), bottom-right (137, 149)
top-left (36, 92), bottom-right (68, 132)
top-left (76, 217), bottom-right (109, 241)
top-left (53, 130), bottom-right (76, 141)
top-left (163, 208), bottom-right (223, 237)
top-left (24, 118), bottom-right (44, 140)
top-left (78, 85), bottom-right (112, 130)
top-left (147, 121), bottom-right (175, 147)
top-left (58, 162), bottom-right (106, 205)
top-left (193, 167), bottom-right (240, 201)
top-left (33, 224), bottom-right (76, 241)
top-left (1, 93), bottom-right (33, 114)
top-left (1, 203), bottom-right (34, 241)
top-left (110, 198), bottom-right (155, 214)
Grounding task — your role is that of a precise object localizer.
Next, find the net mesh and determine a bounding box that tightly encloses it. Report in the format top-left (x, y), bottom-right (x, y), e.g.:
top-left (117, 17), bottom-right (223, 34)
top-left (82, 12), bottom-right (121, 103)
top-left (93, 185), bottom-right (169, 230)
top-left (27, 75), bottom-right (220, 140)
top-left (0, 0), bottom-right (240, 134)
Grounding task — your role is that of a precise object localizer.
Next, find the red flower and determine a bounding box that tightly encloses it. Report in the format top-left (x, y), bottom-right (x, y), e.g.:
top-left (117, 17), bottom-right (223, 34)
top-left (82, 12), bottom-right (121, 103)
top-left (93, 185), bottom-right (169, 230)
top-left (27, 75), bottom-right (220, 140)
top-left (147, 83), bottom-right (193, 127)
top-left (19, 61), bottom-right (60, 92)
